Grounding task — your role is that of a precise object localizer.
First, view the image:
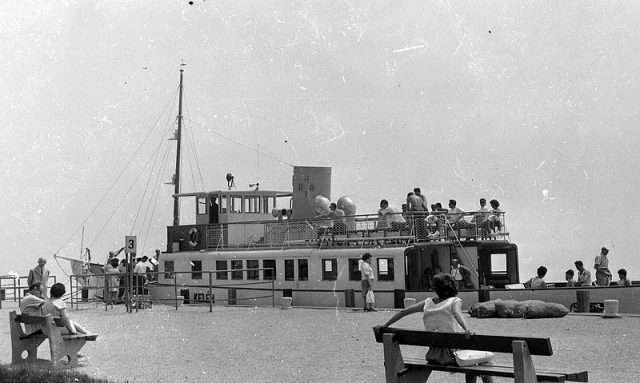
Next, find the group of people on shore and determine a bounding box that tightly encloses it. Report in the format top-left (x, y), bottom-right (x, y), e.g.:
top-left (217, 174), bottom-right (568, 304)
top-left (102, 249), bottom-right (161, 302)
top-left (378, 188), bottom-right (504, 239)
top-left (526, 247), bottom-right (632, 288)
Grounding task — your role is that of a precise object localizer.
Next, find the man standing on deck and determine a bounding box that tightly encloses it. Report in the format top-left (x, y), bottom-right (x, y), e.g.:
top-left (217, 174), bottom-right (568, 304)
top-left (450, 258), bottom-right (474, 289)
top-left (27, 257), bottom-right (50, 298)
top-left (594, 247), bottom-right (612, 286)
top-left (574, 261), bottom-right (592, 287)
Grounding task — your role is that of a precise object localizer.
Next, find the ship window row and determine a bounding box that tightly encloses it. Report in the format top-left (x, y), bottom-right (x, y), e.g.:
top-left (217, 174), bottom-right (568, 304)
top-left (164, 258), bottom-right (393, 282)
top-left (197, 195), bottom-right (277, 215)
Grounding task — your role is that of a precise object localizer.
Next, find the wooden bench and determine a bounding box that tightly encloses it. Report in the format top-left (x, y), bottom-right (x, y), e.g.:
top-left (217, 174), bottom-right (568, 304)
top-left (374, 327), bottom-right (587, 383)
top-left (10, 311), bottom-right (98, 367)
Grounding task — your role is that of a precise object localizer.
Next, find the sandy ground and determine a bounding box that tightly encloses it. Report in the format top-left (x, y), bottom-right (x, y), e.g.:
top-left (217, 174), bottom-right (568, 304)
top-left (1, 300), bottom-right (639, 382)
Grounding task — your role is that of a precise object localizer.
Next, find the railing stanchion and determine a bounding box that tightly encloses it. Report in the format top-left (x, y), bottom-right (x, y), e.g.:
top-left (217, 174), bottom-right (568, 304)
top-left (70, 275), bottom-right (74, 309)
top-left (174, 271), bottom-right (178, 311)
top-left (209, 271), bottom-right (213, 312)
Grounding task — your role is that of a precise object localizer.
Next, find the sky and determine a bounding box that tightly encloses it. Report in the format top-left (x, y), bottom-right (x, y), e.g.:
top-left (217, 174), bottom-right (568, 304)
top-left (2, 1), bottom-right (640, 283)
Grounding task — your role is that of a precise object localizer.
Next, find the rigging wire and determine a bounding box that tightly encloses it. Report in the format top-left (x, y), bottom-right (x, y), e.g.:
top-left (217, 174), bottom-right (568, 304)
top-left (185, 116), bottom-right (295, 168)
top-left (183, 91), bottom-right (206, 190)
top-left (88, 127), bottom-right (170, 251)
top-left (184, 122), bottom-right (198, 193)
top-left (130, 104), bottom-right (176, 235)
top-left (131, 118), bottom-right (174, 241)
top-left (52, 90), bottom-right (180, 259)
top-left (444, 218), bottom-right (479, 277)
top-left (140, 144), bottom-right (172, 253)
top-left (89, 90), bottom-right (179, 250)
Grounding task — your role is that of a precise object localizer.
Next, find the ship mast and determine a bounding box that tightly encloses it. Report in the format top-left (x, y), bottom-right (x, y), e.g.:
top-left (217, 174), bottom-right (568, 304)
top-left (173, 69), bottom-right (184, 226)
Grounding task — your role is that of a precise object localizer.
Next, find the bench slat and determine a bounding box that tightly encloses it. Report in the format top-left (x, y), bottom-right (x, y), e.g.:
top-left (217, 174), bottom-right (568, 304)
top-left (63, 334), bottom-right (98, 341)
top-left (15, 314), bottom-right (66, 328)
top-left (14, 315), bottom-right (47, 325)
top-left (402, 358), bottom-right (587, 382)
top-left (375, 327), bottom-right (554, 355)
top-left (18, 329), bottom-right (46, 340)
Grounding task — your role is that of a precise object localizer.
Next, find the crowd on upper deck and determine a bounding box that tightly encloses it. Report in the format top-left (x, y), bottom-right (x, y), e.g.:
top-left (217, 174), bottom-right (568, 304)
top-left (375, 187), bottom-right (505, 240)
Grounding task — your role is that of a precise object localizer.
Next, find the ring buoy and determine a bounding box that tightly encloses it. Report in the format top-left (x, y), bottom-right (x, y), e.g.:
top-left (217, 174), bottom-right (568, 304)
top-left (188, 227), bottom-right (200, 247)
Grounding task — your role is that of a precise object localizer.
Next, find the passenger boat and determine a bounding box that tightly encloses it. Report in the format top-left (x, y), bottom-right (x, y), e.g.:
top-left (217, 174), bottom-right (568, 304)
top-left (152, 165), bottom-right (521, 310)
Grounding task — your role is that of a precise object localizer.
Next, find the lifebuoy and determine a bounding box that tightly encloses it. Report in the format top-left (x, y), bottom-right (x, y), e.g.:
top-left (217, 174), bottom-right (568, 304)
top-left (188, 227), bottom-right (200, 247)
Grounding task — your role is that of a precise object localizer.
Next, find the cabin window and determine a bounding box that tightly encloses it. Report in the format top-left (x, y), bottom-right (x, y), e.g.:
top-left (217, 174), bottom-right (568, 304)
top-left (164, 260), bottom-right (174, 279)
top-left (191, 260), bottom-right (202, 280)
top-left (247, 260), bottom-right (259, 280)
top-left (220, 195), bottom-right (228, 214)
top-left (284, 259), bottom-right (295, 281)
top-left (216, 260), bottom-right (228, 280)
top-left (348, 258), bottom-right (362, 281)
top-left (490, 253), bottom-right (508, 275)
top-left (230, 196), bottom-right (242, 213)
top-left (263, 197), bottom-right (275, 215)
top-left (377, 258), bottom-right (394, 281)
top-left (263, 259), bottom-right (276, 280)
top-left (245, 196), bottom-right (261, 213)
top-left (322, 259), bottom-right (338, 281)
top-left (298, 259), bottom-right (308, 281)
top-left (197, 197), bottom-right (207, 215)
top-left (231, 260), bottom-right (243, 280)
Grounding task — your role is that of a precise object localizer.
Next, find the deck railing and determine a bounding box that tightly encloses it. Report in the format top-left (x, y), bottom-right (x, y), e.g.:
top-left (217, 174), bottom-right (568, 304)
top-left (167, 211), bottom-right (508, 251)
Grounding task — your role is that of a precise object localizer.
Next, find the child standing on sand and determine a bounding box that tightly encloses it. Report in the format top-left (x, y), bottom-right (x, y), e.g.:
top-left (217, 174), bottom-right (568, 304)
top-left (375, 273), bottom-right (494, 383)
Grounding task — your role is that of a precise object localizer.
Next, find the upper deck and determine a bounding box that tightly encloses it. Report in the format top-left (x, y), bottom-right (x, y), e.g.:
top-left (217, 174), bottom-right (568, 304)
top-left (166, 205), bottom-right (509, 253)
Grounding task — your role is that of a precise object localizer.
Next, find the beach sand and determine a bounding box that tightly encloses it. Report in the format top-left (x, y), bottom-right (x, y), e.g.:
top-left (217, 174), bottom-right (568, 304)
top-left (1, 301), bottom-right (638, 382)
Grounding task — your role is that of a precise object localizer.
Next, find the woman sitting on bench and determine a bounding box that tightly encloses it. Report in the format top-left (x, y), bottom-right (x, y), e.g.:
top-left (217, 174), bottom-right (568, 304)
top-left (42, 283), bottom-right (93, 335)
top-left (376, 273), bottom-right (494, 383)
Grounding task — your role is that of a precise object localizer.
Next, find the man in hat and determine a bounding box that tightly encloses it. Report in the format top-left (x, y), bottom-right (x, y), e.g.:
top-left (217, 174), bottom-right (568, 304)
top-left (594, 247), bottom-right (612, 286)
top-left (27, 257), bottom-right (50, 298)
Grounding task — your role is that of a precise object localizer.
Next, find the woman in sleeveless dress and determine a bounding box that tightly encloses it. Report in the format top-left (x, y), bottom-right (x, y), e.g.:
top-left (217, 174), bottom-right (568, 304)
top-left (375, 273), bottom-right (494, 383)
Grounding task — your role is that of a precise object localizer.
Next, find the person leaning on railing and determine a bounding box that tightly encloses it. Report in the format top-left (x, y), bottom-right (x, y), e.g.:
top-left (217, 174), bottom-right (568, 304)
top-left (487, 199), bottom-right (503, 234)
top-left (377, 199), bottom-right (405, 230)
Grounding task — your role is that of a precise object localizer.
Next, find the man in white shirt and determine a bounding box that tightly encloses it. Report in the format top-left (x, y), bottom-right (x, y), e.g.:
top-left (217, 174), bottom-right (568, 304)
top-left (134, 256), bottom-right (149, 294)
top-left (594, 247), bottom-right (612, 286)
top-left (446, 199), bottom-right (464, 224)
top-left (574, 260), bottom-right (592, 287)
top-left (476, 198), bottom-right (490, 222)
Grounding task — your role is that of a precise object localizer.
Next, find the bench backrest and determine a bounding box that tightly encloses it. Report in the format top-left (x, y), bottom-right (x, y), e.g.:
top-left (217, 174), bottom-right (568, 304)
top-left (14, 313), bottom-right (65, 328)
top-left (375, 327), bottom-right (553, 356)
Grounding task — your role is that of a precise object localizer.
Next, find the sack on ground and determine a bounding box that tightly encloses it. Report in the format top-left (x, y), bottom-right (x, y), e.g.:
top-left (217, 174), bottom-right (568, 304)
top-left (454, 350), bottom-right (494, 366)
top-left (468, 300), bottom-right (498, 318)
top-left (366, 290), bottom-right (375, 305)
top-left (523, 300), bottom-right (569, 319)
top-left (495, 299), bottom-right (522, 318)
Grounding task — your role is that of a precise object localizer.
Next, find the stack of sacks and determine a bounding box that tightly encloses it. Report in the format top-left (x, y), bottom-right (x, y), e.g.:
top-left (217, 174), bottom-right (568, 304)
top-left (468, 299), bottom-right (569, 319)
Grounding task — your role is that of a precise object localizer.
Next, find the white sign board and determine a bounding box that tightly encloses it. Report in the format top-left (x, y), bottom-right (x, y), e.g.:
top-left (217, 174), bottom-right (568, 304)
top-left (125, 235), bottom-right (137, 254)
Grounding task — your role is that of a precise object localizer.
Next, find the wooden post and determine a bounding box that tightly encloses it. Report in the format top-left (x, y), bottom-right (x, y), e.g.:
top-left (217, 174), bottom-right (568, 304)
top-left (382, 333), bottom-right (431, 383)
top-left (512, 340), bottom-right (537, 383)
top-left (576, 290), bottom-right (590, 313)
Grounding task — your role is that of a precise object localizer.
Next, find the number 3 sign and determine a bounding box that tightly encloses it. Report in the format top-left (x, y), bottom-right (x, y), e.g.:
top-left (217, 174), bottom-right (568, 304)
top-left (125, 236), bottom-right (137, 254)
